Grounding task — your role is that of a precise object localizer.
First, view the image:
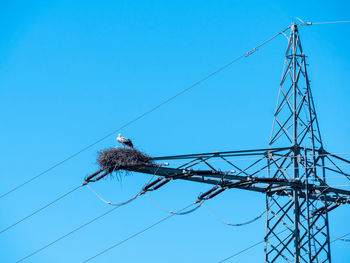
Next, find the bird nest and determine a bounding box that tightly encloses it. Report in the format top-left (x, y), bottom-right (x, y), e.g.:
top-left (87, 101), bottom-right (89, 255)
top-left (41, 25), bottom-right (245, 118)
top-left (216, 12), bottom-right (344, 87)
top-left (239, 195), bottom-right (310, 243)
top-left (97, 147), bottom-right (153, 171)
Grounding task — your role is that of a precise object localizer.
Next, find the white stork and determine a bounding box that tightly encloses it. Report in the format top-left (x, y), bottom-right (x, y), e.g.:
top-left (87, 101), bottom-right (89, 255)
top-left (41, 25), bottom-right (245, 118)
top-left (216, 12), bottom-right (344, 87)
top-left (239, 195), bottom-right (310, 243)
top-left (116, 133), bottom-right (134, 148)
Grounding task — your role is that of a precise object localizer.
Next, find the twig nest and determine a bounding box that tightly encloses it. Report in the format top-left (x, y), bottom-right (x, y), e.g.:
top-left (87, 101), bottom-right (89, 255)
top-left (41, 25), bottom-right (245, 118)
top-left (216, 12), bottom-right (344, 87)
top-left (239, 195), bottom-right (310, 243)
top-left (97, 148), bottom-right (153, 171)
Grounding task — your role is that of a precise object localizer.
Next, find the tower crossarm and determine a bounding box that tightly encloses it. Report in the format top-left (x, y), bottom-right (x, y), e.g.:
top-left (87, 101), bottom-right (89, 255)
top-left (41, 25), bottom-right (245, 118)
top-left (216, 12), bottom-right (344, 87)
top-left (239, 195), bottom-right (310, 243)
top-left (121, 23), bottom-right (350, 263)
top-left (112, 146), bottom-right (350, 206)
top-left (127, 164), bottom-right (350, 204)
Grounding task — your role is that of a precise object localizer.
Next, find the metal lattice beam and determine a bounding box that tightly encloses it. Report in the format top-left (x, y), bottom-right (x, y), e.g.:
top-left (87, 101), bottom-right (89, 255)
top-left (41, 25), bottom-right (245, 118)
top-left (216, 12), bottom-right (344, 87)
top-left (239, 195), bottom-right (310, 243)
top-left (266, 23), bottom-right (329, 263)
top-left (85, 23), bottom-right (350, 263)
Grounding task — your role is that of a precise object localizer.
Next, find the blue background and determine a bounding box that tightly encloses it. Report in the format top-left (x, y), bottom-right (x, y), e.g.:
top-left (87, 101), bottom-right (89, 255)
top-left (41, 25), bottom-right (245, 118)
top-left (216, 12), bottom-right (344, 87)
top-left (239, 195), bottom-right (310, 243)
top-left (1, 0), bottom-right (349, 262)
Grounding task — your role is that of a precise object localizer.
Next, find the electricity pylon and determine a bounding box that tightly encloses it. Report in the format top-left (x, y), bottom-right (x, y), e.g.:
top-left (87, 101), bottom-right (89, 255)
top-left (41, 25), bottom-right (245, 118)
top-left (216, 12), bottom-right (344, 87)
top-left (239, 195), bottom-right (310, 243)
top-left (87, 23), bottom-right (350, 262)
top-left (265, 23), bottom-right (331, 263)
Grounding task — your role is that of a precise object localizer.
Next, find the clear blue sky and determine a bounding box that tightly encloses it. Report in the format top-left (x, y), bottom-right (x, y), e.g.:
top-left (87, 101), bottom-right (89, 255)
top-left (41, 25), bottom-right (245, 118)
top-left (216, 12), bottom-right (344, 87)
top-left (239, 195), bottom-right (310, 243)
top-left (1, 0), bottom-right (350, 262)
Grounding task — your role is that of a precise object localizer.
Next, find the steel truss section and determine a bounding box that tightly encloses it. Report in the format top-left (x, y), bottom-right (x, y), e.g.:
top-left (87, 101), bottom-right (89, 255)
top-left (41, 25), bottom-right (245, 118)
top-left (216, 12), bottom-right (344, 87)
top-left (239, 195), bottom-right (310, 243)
top-left (85, 23), bottom-right (350, 263)
top-left (266, 23), bottom-right (331, 263)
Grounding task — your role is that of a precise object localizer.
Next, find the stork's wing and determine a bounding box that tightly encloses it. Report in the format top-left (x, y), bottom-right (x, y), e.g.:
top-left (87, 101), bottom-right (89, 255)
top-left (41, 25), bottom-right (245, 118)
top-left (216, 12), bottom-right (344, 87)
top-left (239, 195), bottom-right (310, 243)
top-left (124, 140), bottom-right (133, 148)
top-left (120, 137), bottom-right (133, 147)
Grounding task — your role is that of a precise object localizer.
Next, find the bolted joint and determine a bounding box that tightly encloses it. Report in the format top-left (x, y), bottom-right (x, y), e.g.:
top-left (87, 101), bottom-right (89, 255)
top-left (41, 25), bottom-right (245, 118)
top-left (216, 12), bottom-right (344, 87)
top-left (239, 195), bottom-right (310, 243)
top-left (264, 151), bottom-right (273, 159)
top-left (291, 23), bottom-right (298, 32)
top-left (291, 144), bottom-right (301, 154)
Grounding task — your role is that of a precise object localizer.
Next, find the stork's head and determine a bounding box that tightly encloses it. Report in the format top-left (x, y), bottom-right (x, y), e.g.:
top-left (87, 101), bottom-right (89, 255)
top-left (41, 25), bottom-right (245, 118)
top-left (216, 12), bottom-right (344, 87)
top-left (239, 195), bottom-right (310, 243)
top-left (118, 133), bottom-right (122, 138)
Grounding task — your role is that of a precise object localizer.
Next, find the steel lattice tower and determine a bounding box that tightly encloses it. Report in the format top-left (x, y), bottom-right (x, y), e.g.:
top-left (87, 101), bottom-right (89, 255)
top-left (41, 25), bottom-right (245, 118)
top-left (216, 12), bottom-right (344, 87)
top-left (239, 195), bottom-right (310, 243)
top-left (87, 23), bottom-right (350, 263)
top-left (265, 23), bottom-right (331, 263)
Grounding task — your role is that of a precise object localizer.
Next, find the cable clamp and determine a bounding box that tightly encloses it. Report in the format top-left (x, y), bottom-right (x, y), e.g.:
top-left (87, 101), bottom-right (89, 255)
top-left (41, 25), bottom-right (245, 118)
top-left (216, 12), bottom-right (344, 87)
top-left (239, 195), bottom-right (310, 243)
top-left (245, 48), bottom-right (258, 57)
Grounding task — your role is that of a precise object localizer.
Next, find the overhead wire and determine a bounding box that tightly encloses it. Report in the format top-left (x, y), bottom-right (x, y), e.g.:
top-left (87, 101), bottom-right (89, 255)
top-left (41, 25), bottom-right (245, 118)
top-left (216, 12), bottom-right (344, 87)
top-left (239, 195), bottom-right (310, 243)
top-left (331, 232), bottom-right (350, 243)
top-left (218, 239), bottom-right (264, 263)
top-left (0, 185), bottom-right (81, 235)
top-left (308, 21), bottom-right (350, 25)
top-left (80, 19), bottom-right (350, 262)
top-left (82, 150), bottom-right (350, 227)
top-left (16, 204), bottom-right (122, 263)
top-left (0, 25), bottom-right (291, 200)
top-left (85, 165), bottom-right (161, 207)
top-left (9, 162), bottom-right (348, 257)
top-left (15, 167), bottom-right (200, 262)
top-left (201, 204), bottom-right (265, 227)
top-left (81, 202), bottom-right (200, 263)
top-left (143, 192), bottom-right (203, 215)
top-left (7, 20), bottom-right (350, 262)
top-left (4, 159), bottom-right (349, 236)
top-left (12, 192), bottom-right (199, 262)
top-left (4, 166), bottom-right (161, 239)
top-left (199, 194), bottom-right (282, 228)
top-left (86, 164), bottom-right (203, 215)
top-left (218, 229), bottom-right (350, 263)
top-left (218, 176), bottom-right (350, 262)
top-left (50, 179), bottom-right (337, 262)
top-left (86, 184), bottom-right (141, 206)
top-left (2, 171), bottom-right (150, 238)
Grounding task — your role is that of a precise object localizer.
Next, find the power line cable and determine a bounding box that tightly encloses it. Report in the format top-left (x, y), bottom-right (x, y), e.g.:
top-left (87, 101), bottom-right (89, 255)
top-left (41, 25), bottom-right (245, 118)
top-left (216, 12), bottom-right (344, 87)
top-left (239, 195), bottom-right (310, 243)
top-left (0, 25), bottom-right (290, 200)
top-left (218, 185), bottom-right (350, 262)
top-left (15, 177), bottom-right (176, 262)
top-left (309, 21), bottom-right (350, 25)
top-left (2, 20), bottom-right (349, 200)
top-left (202, 203), bottom-right (265, 227)
top-left (82, 19), bottom-right (350, 262)
top-left (331, 232), bottom-right (350, 243)
top-left (16, 205), bottom-right (121, 262)
top-left (87, 172), bottom-right (204, 215)
top-left (13, 174), bottom-right (348, 261)
top-left (6, 19), bottom-right (350, 261)
top-left (0, 185), bottom-right (81, 235)
top-left (85, 166), bottom-right (161, 206)
top-left (86, 184), bottom-right (141, 206)
top-left (7, 159), bottom-right (346, 236)
top-left (82, 202), bottom-right (199, 263)
top-left (143, 192), bottom-right (203, 215)
top-left (218, 230), bottom-right (350, 263)
top-left (4, 167), bottom-right (175, 239)
top-left (218, 239), bottom-right (264, 263)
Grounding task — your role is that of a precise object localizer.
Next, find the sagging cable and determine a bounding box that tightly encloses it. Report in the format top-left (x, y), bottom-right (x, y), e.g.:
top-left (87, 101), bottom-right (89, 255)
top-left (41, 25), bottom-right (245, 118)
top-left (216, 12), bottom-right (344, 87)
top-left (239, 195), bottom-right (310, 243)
top-left (144, 192), bottom-right (203, 215)
top-left (86, 184), bottom-right (141, 207)
top-left (202, 204), bottom-right (265, 227)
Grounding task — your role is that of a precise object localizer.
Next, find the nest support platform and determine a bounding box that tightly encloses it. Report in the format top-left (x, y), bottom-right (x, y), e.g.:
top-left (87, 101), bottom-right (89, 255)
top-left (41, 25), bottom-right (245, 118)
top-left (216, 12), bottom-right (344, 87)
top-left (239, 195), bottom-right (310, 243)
top-left (83, 147), bottom-right (155, 184)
